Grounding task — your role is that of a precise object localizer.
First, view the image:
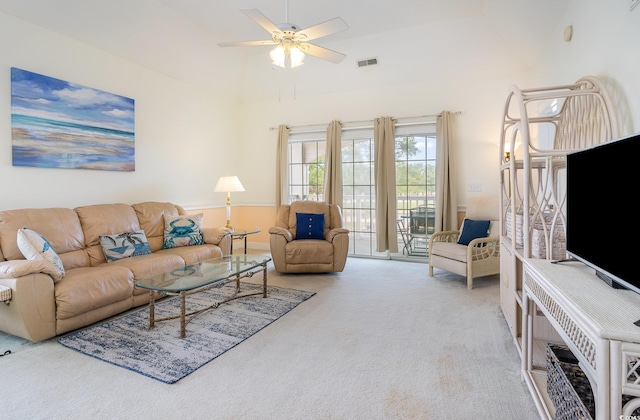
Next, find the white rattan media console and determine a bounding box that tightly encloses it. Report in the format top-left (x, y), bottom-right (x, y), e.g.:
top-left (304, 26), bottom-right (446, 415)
top-left (522, 258), bottom-right (640, 419)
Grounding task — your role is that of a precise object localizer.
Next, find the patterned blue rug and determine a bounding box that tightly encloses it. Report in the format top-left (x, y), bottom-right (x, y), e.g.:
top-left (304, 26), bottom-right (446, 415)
top-left (57, 283), bottom-right (315, 384)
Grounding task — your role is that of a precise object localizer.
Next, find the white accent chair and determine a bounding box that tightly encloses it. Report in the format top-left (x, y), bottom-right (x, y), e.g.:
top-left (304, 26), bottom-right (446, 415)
top-left (428, 197), bottom-right (500, 289)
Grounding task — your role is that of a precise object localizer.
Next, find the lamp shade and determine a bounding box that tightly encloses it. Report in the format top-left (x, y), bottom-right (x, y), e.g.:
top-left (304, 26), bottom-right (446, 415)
top-left (214, 176), bottom-right (245, 193)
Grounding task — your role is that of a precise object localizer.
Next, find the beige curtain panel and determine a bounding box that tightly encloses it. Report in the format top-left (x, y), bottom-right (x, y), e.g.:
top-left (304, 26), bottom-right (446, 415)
top-left (323, 120), bottom-right (343, 208)
top-left (435, 111), bottom-right (458, 231)
top-left (374, 116), bottom-right (398, 253)
top-left (275, 125), bottom-right (289, 209)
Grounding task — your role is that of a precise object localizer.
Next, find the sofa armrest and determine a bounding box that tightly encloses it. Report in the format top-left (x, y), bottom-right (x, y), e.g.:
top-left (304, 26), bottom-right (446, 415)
top-left (467, 237), bottom-right (500, 261)
top-left (269, 226), bottom-right (293, 242)
top-left (326, 227), bottom-right (349, 243)
top-left (202, 227), bottom-right (232, 256)
top-left (202, 226), bottom-right (231, 245)
top-left (0, 260), bottom-right (61, 281)
top-left (0, 270), bottom-right (56, 342)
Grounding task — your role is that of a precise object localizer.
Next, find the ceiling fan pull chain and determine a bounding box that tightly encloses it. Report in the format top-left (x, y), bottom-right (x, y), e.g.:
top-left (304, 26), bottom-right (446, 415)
top-left (278, 69), bottom-right (282, 102)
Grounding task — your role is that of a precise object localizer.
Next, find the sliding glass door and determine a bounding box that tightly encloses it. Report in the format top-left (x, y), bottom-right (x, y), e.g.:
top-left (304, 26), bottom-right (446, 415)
top-left (287, 124), bottom-right (436, 259)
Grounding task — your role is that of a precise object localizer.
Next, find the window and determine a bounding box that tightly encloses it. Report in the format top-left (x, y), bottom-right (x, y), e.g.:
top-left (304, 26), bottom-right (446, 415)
top-left (288, 141), bottom-right (325, 202)
top-left (395, 135), bottom-right (436, 257)
top-left (341, 138), bottom-right (380, 256)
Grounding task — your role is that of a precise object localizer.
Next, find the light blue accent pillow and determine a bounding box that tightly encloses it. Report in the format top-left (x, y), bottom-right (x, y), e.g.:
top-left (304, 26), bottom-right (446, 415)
top-left (162, 214), bottom-right (204, 249)
top-left (16, 227), bottom-right (65, 281)
top-left (100, 230), bottom-right (152, 262)
top-left (295, 213), bottom-right (325, 240)
top-left (457, 219), bottom-right (491, 246)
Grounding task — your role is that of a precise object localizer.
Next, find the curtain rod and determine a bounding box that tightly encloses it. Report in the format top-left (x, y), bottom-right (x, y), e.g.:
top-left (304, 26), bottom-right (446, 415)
top-left (268, 112), bottom-right (462, 133)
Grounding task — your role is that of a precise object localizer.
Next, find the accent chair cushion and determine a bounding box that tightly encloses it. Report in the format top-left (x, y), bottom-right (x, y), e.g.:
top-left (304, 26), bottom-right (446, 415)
top-left (16, 227), bottom-right (65, 281)
top-left (162, 213), bottom-right (204, 249)
top-left (457, 219), bottom-right (491, 246)
top-left (295, 213), bottom-right (325, 240)
top-left (99, 230), bottom-right (152, 262)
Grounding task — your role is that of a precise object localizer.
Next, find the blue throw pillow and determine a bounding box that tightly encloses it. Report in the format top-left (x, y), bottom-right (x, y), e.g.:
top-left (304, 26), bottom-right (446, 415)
top-left (296, 213), bottom-right (325, 240)
top-left (457, 219), bottom-right (491, 246)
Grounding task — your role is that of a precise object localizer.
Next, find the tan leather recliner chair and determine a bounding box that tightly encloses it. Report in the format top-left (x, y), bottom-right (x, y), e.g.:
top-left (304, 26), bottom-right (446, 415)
top-left (269, 201), bottom-right (349, 273)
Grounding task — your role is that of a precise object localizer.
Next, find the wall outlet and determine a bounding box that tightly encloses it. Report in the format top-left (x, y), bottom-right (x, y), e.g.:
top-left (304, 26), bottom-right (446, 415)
top-left (632, 0), bottom-right (639, 11)
top-left (467, 183), bottom-right (482, 192)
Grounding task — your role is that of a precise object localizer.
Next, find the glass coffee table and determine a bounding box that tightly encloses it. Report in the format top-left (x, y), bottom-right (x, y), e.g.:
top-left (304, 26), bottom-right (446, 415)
top-left (135, 254), bottom-right (271, 338)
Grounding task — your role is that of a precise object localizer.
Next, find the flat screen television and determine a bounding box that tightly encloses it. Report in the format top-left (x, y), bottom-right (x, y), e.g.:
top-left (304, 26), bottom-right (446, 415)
top-left (566, 132), bottom-right (640, 293)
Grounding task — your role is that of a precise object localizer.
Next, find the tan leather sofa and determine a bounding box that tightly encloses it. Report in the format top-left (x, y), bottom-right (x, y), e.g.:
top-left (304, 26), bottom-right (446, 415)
top-left (269, 201), bottom-right (349, 273)
top-left (0, 202), bottom-right (230, 342)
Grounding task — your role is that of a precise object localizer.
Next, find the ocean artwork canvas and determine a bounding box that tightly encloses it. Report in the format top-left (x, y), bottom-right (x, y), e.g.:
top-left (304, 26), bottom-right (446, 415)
top-left (11, 67), bottom-right (135, 171)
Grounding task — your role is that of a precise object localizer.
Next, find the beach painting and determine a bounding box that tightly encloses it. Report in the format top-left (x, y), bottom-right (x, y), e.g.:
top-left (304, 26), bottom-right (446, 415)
top-left (11, 67), bottom-right (135, 171)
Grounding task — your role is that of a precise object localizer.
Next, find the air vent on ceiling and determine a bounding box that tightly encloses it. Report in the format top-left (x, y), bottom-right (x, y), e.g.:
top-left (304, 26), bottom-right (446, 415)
top-left (357, 58), bottom-right (378, 68)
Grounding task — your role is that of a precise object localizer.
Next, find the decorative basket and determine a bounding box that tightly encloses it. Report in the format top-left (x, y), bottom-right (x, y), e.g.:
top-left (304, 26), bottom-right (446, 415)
top-left (547, 344), bottom-right (640, 418)
top-left (0, 285), bottom-right (11, 302)
top-left (546, 344), bottom-right (594, 419)
top-left (506, 211), bottom-right (566, 259)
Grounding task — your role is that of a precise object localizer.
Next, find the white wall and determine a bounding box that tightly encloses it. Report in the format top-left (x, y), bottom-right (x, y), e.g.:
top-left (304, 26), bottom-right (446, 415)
top-left (532, 0), bottom-right (640, 135)
top-left (2, 0), bottom-right (637, 213)
top-left (235, 15), bottom-right (541, 207)
top-left (0, 12), bottom-right (239, 211)
top-left (236, 0), bottom-right (640, 208)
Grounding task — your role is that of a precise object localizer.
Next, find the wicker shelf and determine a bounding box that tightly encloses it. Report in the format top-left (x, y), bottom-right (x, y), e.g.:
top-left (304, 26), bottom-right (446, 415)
top-left (498, 76), bottom-right (621, 419)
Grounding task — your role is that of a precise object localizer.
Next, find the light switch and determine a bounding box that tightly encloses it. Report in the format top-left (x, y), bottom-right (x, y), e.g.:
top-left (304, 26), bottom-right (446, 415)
top-left (467, 183), bottom-right (482, 192)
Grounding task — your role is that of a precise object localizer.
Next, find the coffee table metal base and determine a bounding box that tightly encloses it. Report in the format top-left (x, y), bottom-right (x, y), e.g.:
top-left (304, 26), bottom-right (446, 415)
top-left (147, 262), bottom-right (268, 338)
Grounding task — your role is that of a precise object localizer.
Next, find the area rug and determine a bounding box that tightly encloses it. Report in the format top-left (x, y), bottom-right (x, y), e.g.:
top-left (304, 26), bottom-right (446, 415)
top-left (57, 282), bottom-right (315, 384)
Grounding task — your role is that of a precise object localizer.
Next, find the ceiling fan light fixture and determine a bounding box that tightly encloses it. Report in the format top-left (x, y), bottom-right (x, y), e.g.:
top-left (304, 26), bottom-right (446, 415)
top-left (289, 45), bottom-right (305, 68)
top-left (270, 43), bottom-right (305, 69)
top-left (270, 45), bottom-right (286, 68)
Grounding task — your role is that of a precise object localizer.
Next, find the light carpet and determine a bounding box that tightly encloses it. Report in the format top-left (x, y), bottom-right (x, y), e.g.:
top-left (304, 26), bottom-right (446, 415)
top-left (0, 257), bottom-right (539, 419)
top-left (57, 282), bottom-right (315, 384)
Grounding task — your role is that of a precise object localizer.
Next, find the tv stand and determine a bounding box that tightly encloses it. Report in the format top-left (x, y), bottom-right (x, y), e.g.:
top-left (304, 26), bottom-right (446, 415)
top-left (522, 258), bottom-right (640, 418)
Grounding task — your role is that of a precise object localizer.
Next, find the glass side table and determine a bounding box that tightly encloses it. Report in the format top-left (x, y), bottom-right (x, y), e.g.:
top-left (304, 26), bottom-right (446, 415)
top-left (230, 228), bottom-right (261, 254)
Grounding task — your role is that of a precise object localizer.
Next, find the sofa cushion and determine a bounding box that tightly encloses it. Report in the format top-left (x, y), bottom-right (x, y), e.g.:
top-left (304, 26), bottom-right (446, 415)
top-left (16, 228), bottom-right (65, 282)
top-left (431, 242), bottom-right (468, 263)
top-left (103, 252), bottom-right (185, 280)
top-left (75, 203), bottom-right (142, 247)
top-left (132, 202), bottom-right (185, 252)
top-left (295, 213), bottom-right (325, 240)
top-left (0, 207), bottom-right (85, 261)
top-left (288, 201), bottom-right (331, 238)
top-left (163, 214), bottom-right (204, 249)
top-left (55, 265), bottom-right (134, 320)
top-left (157, 244), bottom-right (223, 265)
top-left (99, 230), bottom-right (152, 262)
top-left (285, 240), bottom-right (333, 264)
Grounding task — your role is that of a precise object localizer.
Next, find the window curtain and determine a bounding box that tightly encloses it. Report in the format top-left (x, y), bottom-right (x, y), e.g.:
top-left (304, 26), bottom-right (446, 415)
top-left (323, 120), bottom-right (343, 207)
top-left (374, 116), bottom-right (398, 253)
top-left (435, 111), bottom-right (458, 231)
top-left (275, 125), bottom-right (289, 208)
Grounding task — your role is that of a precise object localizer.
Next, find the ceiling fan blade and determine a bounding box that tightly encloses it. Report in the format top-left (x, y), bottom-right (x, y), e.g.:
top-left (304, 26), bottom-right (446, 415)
top-left (241, 9), bottom-right (282, 36)
top-left (297, 17), bottom-right (349, 41)
top-left (303, 43), bottom-right (346, 64)
top-left (218, 40), bottom-right (277, 47)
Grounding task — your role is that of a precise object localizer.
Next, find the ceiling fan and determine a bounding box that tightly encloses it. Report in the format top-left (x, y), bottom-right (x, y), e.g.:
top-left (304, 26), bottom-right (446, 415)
top-left (218, 0), bottom-right (349, 69)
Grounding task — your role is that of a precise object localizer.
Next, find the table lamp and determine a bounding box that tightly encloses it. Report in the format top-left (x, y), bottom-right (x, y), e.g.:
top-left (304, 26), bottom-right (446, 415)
top-left (214, 175), bottom-right (245, 229)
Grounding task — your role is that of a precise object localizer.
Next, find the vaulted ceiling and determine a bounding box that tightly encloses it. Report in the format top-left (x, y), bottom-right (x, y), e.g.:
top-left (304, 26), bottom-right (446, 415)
top-left (0, 0), bottom-right (570, 101)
